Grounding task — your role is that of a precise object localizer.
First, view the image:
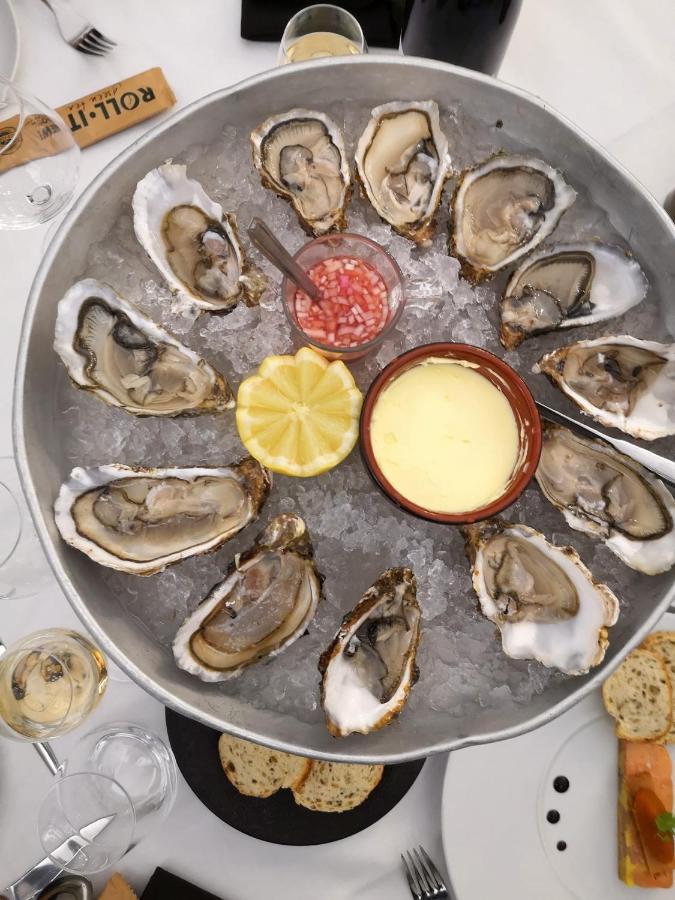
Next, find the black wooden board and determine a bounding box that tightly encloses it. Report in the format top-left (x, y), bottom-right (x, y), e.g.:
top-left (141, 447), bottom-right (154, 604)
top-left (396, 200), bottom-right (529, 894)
top-left (165, 707), bottom-right (425, 845)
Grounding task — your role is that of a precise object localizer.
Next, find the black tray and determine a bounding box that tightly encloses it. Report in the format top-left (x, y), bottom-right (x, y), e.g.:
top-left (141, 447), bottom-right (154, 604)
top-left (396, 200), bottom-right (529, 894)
top-left (165, 707), bottom-right (425, 845)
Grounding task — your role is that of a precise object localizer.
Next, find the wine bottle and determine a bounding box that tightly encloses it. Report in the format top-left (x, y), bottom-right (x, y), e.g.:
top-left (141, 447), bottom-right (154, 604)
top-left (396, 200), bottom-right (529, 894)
top-left (401, 0), bottom-right (524, 75)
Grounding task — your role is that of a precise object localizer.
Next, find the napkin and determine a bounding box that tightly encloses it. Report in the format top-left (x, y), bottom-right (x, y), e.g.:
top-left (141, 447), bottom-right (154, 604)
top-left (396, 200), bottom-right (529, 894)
top-left (141, 868), bottom-right (223, 900)
top-left (240, 0), bottom-right (405, 48)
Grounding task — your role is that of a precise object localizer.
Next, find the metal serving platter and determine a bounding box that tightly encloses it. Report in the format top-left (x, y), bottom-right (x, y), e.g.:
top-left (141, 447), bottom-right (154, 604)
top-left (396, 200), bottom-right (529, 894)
top-left (14, 57), bottom-right (675, 763)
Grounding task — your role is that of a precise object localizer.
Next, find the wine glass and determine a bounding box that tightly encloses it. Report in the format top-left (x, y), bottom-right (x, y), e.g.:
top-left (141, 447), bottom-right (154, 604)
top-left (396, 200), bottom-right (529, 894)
top-left (278, 4), bottom-right (366, 65)
top-left (38, 723), bottom-right (178, 874)
top-left (0, 629), bottom-right (108, 741)
top-left (0, 76), bottom-right (80, 228)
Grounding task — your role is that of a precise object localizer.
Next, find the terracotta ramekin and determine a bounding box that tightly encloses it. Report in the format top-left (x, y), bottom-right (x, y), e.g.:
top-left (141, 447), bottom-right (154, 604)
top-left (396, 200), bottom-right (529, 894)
top-left (359, 342), bottom-right (542, 525)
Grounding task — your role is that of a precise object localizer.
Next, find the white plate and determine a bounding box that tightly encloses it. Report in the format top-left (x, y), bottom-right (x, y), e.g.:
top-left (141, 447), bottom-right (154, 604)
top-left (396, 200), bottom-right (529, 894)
top-left (441, 611), bottom-right (675, 900)
top-left (0, 0), bottom-right (19, 80)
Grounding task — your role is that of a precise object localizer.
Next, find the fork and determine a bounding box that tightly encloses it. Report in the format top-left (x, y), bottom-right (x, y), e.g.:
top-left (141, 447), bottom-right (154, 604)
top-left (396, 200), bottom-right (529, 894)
top-left (401, 846), bottom-right (451, 900)
top-left (39, 0), bottom-right (116, 55)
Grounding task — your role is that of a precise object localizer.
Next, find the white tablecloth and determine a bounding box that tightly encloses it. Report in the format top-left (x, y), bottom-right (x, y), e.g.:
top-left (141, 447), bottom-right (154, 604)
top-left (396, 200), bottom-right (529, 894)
top-left (1, 0), bottom-right (674, 896)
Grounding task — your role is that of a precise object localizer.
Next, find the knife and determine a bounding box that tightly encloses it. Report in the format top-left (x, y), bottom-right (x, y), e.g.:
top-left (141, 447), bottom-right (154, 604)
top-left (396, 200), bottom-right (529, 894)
top-left (536, 400), bottom-right (675, 488)
top-left (0, 814), bottom-right (115, 900)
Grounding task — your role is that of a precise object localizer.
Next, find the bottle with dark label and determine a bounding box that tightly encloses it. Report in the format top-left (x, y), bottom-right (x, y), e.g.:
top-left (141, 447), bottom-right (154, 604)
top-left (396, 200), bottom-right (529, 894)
top-left (401, 0), bottom-right (524, 75)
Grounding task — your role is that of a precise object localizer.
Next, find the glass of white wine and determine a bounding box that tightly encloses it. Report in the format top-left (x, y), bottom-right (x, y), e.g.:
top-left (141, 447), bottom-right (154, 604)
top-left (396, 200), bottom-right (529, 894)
top-left (278, 4), bottom-right (367, 65)
top-left (0, 629), bottom-right (108, 741)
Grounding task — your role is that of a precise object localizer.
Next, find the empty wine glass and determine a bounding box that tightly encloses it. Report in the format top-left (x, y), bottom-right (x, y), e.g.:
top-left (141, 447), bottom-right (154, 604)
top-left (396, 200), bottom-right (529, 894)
top-left (62, 722), bottom-right (178, 838)
top-left (0, 76), bottom-right (80, 228)
top-left (38, 772), bottom-right (136, 875)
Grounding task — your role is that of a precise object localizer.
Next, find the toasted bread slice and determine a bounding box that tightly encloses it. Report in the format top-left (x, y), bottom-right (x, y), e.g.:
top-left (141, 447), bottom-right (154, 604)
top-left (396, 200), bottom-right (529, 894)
top-left (218, 733), bottom-right (311, 798)
top-left (292, 760), bottom-right (384, 813)
top-left (603, 649), bottom-right (672, 741)
top-left (642, 632), bottom-right (675, 744)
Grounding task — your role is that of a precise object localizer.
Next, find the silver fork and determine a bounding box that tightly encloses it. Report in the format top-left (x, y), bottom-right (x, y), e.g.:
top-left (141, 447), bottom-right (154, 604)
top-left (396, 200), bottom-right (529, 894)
top-left (39, 0), bottom-right (116, 55)
top-left (401, 846), bottom-right (451, 900)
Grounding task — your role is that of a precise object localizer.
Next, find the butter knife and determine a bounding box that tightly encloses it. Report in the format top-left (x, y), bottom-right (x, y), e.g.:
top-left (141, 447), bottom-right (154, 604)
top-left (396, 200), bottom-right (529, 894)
top-left (536, 401), bottom-right (675, 487)
top-left (0, 814), bottom-right (114, 900)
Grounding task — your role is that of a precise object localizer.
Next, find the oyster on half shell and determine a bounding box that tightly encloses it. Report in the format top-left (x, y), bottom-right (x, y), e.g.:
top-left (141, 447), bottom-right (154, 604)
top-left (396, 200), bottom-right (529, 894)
top-left (354, 100), bottom-right (451, 244)
top-left (133, 163), bottom-right (265, 312)
top-left (534, 335), bottom-right (675, 440)
top-left (500, 243), bottom-right (647, 349)
top-left (251, 109), bottom-right (350, 236)
top-left (54, 279), bottom-right (233, 416)
top-left (173, 514), bottom-right (322, 682)
top-left (54, 459), bottom-right (271, 576)
top-left (319, 567), bottom-right (421, 737)
top-left (449, 154), bottom-right (576, 282)
top-left (535, 421), bottom-right (675, 574)
top-left (462, 519), bottom-right (619, 675)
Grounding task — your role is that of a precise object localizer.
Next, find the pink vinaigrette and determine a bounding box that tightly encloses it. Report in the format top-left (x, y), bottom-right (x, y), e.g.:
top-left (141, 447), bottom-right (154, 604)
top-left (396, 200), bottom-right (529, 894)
top-left (293, 255), bottom-right (390, 349)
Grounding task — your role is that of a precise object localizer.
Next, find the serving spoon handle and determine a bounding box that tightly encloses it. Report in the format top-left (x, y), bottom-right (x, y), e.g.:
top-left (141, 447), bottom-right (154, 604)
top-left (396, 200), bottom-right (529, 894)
top-left (536, 401), bottom-right (675, 487)
top-left (247, 217), bottom-right (319, 301)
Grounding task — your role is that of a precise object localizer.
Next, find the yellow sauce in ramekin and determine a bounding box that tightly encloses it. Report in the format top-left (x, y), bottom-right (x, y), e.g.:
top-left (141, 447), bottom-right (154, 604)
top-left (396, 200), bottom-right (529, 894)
top-left (369, 358), bottom-right (520, 514)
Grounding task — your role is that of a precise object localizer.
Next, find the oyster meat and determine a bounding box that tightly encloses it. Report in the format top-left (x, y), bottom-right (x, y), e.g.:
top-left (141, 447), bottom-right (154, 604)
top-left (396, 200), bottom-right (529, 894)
top-left (319, 567), bottom-right (420, 737)
top-left (462, 519), bottom-right (619, 674)
top-left (54, 459), bottom-right (271, 576)
top-left (535, 335), bottom-right (674, 440)
top-left (251, 109), bottom-right (350, 236)
top-left (535, 421), bottom-right (675, 574)
top-left (173, 514), bottom-right (322, 682)
top-left (133, 163), bottom-right (265, 312)
top-left (54, 279), bottom-right (233, 416)
top-left (354, 100), bottom-right (451, 243)
top-left (501, 243), bottom-right (647, 349)
top-left (449, 154), bottom-right (576, 282)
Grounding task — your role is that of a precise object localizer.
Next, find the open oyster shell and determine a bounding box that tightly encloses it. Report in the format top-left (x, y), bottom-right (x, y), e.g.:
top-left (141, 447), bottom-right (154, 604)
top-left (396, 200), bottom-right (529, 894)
top-left (534, 335), bottom-right (674, 440)
top-left (319, 567), bottom-right (421, 737)
top-left (133, 163), bottom-right (265, 312)
top-left (173, 514), bottom-right (322, 682)
top-left (54, 279), bottom-right (233, 416)
top-left (354, 100), bottom-right (451, 244)
top-left (251, 109), bottom-right (351, 236)
top-left (462, 519), bottom-right (619, 675)
top-left (535, 421), bottom-right (675, 574)
top-left (449, 154), bottom-right (576, 282)
top-left (54, 459), bottom-right (271, 576)
top-left (500, 242), bottom-right (647, 349)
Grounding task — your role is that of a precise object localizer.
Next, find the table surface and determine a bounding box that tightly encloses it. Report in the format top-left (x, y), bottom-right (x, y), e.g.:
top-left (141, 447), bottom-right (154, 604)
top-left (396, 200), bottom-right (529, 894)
top-left (2, 0), bottom-right (675, 896)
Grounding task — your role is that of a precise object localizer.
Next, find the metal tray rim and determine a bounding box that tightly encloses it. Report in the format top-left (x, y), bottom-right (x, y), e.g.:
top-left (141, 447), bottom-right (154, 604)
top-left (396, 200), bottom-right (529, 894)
top-left (13, 54), bottom-right (675, 763)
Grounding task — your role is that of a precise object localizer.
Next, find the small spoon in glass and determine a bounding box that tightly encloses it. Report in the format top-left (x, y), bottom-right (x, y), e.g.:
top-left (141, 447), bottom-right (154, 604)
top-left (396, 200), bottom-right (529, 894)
top-left (247, 217), bottom-right (319, 301)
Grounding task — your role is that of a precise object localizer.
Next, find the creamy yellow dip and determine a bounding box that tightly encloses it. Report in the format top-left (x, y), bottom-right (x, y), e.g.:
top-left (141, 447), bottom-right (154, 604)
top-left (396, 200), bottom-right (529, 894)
top-left (370, 358), bottom-right (520, 514)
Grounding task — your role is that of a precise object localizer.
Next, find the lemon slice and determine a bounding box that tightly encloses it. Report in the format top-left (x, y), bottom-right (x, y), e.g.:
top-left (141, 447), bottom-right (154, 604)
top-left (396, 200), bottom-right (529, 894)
top-left (236, 347), bottom-right (363, 477)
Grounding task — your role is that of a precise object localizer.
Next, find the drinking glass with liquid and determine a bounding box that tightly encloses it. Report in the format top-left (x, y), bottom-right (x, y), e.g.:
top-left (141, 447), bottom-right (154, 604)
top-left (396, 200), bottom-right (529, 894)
top-left (0, 629), bottom-right (107, 741)
top-left (278, 4), bottom-right (366, 65)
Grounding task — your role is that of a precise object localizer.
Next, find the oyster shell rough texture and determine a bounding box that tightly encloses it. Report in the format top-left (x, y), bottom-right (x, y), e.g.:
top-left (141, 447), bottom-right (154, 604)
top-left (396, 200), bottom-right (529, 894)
top-left (534, 335), bottom-right (674, 440)
top-left (54, 279), bottom-right (233, 416)
top-left (54, 459), bottom-right (271, 576)
top-left (535, 422), bottom-right (675, 574)
top-left (133, 163), bottom-right (265, 312)
top-left (354, 100), bottom-right (451, 243)
top-left (173, 514), bottom-right (322, 682)
top-left (463, 519), bottom-right (619, 675)
top-left (319, 567), bottom-right (421, 737)
top-left (251, 109), bottom-right (350, 236)
top-left (450, 154), bottom-right (576, 282)
top-left (501, 243), bottom-right (647, 349)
